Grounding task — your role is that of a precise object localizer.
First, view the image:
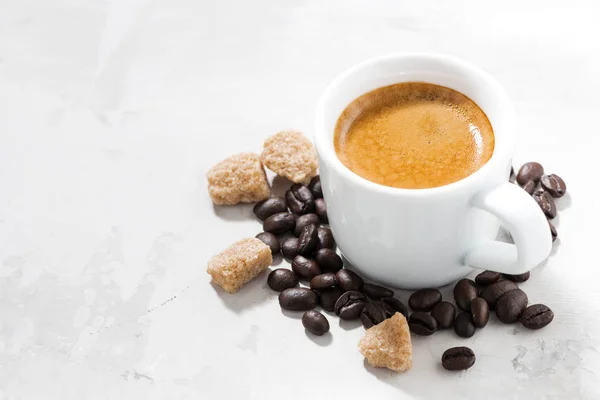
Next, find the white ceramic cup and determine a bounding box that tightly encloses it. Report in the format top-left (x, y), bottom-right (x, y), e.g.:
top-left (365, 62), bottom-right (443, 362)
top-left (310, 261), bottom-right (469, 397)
top-left (314, 53), bottom-right (552, 289)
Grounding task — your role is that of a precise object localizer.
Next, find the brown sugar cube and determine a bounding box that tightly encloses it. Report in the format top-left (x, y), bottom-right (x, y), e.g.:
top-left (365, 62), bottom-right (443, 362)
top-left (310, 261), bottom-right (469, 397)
top-left (358, 313), bottom-right (412, 372)
top-left (260, 130), bottom-right (318, 184)
top-left (207, 153), bottom-right (270, 205)
top-left (207, 238), bottom-right (272, 293)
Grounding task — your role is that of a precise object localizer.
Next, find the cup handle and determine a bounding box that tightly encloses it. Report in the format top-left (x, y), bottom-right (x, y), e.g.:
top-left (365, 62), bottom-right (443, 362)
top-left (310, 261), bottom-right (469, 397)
top-left (464, 182), bottom-right (552, 274)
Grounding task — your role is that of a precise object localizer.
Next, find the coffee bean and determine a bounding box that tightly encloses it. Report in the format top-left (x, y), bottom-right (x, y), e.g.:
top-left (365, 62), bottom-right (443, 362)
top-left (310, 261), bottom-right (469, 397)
top-left (475, 270), bottom-right (501, 286)
top-left (509, 166), bottom-right (516, 183)
top-left (540, 174), bottom-right (566, 198)
top-left (318, 287), bottom-right (342, 311)
top-left (360, 302), bottom-right (386, 329)
top-left (442, 347), bottom-right (476, 371)
top-left (380, 297), bottom-right (408, 318)
top-left (253, 197), bottom-right (288, 221)
top-left (263, 212), bottom-right (295, 235)
top-left (522, 180), bottom-right (536, 195)
top-left (286, 184), bottom-right (315, 215)
top-left (314, 198), bottom-right (328, 223)
top-left (431, 301), bottom-right (456, 329)
top-left (293, 213), bottom-right (320, 236)
top-left (281, 237), bottom-right (300, 259)
top-left (470, 297), bottom-right (489, 328)
top-left (496, 289), bottom-right (528, 323)
top-left (317, 227), bottom-right (335, 250)
top-left (308, 175), bottom-right (323, 199)
top-left (453, 279), bottom-right (479, 311)
top-left (362, 283), bottom-right (394, 300)
top-left (298, 224), bottom-right (319, 255)
top-left (302, 310), bottom-right (329, 335)
top-left (291, 255), bottom-right (321, 280)
top-left (378, 301), bottom-right (397, 319)
top-left (517, 162), bottom-right (544, 186)
top-left (549, 220), bottom-right (558, 242)
top-left (336, 269), bottom-right (364, 292)
top-left (334, 291), bottom-right (367, 320)
top-left (454, 312), bottom-right (476, 338)
top-left (255, 232), bottom-right (280, 255)
top-left (533, 190), bottom-right (557, 219)
top-left (279, 288), bottom-right (318, 311)
top-left (503, 271), bottom-right (530, 283)
top-left (267, 268), bottom-right (298, 291)
top-left (316, 248), bottom-right (343, 272)
top-left (408, 312), bottom-right (438, 336)
top-left (480, 280), bottom-right (518, 309)
top-left (408, 288), bottom-right (442, 311)
top-left (521, 304), bottom-right (554, 329)
top-left (310, 273), bottom-right (338, 290)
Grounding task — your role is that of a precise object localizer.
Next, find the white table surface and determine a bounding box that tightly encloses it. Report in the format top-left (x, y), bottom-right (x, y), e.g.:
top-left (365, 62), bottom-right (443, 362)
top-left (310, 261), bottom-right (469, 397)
top-left (1, 0), bottom-right (599, 398)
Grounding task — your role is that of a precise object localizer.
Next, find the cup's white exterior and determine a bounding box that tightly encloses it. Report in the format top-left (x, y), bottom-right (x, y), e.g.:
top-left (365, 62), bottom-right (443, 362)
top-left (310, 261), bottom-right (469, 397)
top-left (315, 54), bottom-right (551, 289)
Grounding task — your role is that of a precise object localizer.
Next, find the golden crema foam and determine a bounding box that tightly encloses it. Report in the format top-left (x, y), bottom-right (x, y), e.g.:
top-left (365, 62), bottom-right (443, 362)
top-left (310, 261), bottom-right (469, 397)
top-left (334, 82), bottom-right (494, 189)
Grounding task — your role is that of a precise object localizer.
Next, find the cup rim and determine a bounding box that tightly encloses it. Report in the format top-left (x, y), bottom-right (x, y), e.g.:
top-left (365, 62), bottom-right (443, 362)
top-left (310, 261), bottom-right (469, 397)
top-left (314, 53), bottom-right (515, 197)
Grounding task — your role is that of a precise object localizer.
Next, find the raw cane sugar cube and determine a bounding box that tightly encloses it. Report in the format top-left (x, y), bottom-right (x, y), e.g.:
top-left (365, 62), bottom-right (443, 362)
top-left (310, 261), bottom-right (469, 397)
top-left (358, 313), bottom-right (412, 372)
top-left (207, 153), bottom-right (270, 205)
top-left (260, 130), bottom-right (318, 184)
top-left (207, 238), bottom-right (272, 293)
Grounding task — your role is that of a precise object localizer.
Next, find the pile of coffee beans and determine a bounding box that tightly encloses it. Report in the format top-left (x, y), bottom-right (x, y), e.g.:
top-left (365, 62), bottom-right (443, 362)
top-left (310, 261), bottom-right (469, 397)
top-left (511, 161), bottom-right (567, 242)
top-left (254, 166), bottom-right (561, 371)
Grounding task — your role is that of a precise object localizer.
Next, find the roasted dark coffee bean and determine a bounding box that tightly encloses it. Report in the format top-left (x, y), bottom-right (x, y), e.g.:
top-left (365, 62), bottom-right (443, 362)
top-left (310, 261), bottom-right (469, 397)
top-left (360, 302), bottom-right (386, 329)
top-left (442, 347), bottom-right (476, 371)
top-left (522, 180), bottom-right (536, 195)
top-left (279, 288), bottom-right (318, 311)
top-left (517, 162), bottom-right (544, 186)
top-left (253, 197), bottom-right (288, 221)
top-left (408, 312), bottom-right (438, 336)
top-left (293, 213), bottom-right (320, 236)
top-left (549, 220), bottom-right (558, 242)
top-left (408, 288), bottom-right (442, 311)
top-left (454, 312), bottom-right (476, 338)
top-left (314, 198), bottom-right (328, 223)
top-left (454, 279), bottom-right (479, 311)
top-left (533, 190), bottom-right (557, 219)
top-left (302, 310), bottom-right (329, 335)
top-left (521, 304), bottom-right (554, 329)
top-left (381, 297), bottom-right (408, 318)
top-left (336, 269), bottom-right (364, 292)
top-left (291, 255), bottom-right (321, 280)
top-left (480, 280), bottom-right (518, 310)
top-left (334, 290), bottom-right (367, 320)
top-left (496, 289), bottom-right (528, 324)
top-left (310, 273), bottom-right (338, 290)
top-left (540, 174), bottom-right (566, 198)
top-left (503, 271), bottom-right (530, 283)
top-left (255, 232), bottom-right (280, 255)
top-left (431, 301), bottom-right (456, 329)
top-left (298, 224), bottom-right (319, 255)
top-left (263, 212), bottom-right (295, 235)
top-left (475, 270), bottom-right (501, 286)
top-left (362, 283), bottom-right (394, 300)
top-left (317, 227), bottom-right (335, 250)
top-left (308, 175), bottom-right (323, 199)
top-left (378, 301), bottom-right (396, 319)
top-left (315, 248), bottom-right (343, 272)
top-left (267, 268), bottom-right (298, 291)
top-left (470, 297), bottom-right (489, 328)
top-left (286, 184), bottom-right (315, 215)
top-left (281, 237), bottom-right (300, 259)
top-left (318, 287), bottom-right (342, 311)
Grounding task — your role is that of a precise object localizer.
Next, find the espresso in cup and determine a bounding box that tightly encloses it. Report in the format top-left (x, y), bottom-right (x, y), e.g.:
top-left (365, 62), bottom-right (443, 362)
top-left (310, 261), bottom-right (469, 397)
top-left (334, 82), bottom-right (494, 189)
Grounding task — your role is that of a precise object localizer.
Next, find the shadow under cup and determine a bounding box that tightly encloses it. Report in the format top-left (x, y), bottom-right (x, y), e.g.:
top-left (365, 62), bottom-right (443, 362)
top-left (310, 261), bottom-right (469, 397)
top-left (314, 53), bottom-right (517, 289)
